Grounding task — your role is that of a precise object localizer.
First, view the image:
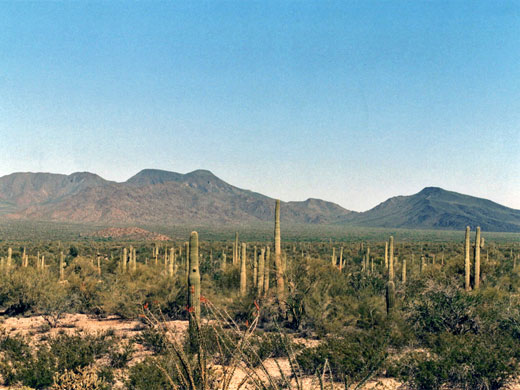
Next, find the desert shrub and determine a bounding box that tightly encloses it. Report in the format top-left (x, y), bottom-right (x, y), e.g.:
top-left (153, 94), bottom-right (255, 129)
top-left (126, 358), bottom-right (170, 390)
top-left (395, 332), bottom-right (520, 390)
top-left (100, 266), bottom-right (182, 319)
top-left (134, 327), bottom-right (169, 354)
top-left (297, 327), bottom-right (388, 382)
top-left (0, 331), bottom-right (116, 389)
top-left (51, 366), bottom-right (107, 390)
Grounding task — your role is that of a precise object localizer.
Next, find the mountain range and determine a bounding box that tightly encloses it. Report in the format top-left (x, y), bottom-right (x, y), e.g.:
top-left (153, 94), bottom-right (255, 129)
top-left (0, 169), bottom-right (519, 232)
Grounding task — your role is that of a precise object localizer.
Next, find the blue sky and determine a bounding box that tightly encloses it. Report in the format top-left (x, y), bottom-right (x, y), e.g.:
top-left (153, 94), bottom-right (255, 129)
top-left (1, 1), bottom-right (519, 211)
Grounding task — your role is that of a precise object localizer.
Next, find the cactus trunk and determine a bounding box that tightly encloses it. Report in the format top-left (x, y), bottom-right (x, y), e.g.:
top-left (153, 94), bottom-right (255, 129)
top-left (188, 232), bottom-right (201, 337)
top-left (257, 248), bottom-right (265, 297)
top-left (240, 243), bottom-right (247, 297)
top-left (388, 236), bottom-right (394, 281)
top-left (465, 226), bottom-right (471, 291)
top-left (264, 246), bottom-right (270, 294)
top-left (474, 226), bottom-right (481, 289)
top-left (274, 200), bottom-right (285, 308)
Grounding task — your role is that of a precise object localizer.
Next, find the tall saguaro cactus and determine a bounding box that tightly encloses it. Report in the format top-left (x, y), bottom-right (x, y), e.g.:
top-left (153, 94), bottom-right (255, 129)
top-left (264, 246), bottom-right (270, 294)
top-left (384, 241), bottom-right (388, 269)
top-left (60, 251), bottom-right (65, 281)
top-left (253, 246), bottom-right (258, 288)
top-left (122, 248), bottom-right (127, 273)
top-left (274, 200), bottom-right (285, 308)
top-left (339, 247), bottom-right (344, 272)
top-left (234, 232), bottom-right (239, 265)
top-left (258, 248), bottom-right (265, 297)
top-left (474, 226), bottom-right (481, 289)
top-left (388, 236), bottom-right (394, 281)
top-left (240, 243), bottom-right (247, 297)
top-left (169, 247), bottom-right (175, 277)
top-left (465, 226), bottom-right (471, 291)
top-left (188, 232), bottom-right (201, 332)
top-left (402, 258), bottom-right (407, 284)
top-left (7, 248), bottom-right (12, 271)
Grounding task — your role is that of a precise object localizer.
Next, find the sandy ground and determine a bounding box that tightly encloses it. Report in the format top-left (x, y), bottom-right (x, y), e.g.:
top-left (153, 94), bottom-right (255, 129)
top-left (1, 314), bottom-right (519, 390)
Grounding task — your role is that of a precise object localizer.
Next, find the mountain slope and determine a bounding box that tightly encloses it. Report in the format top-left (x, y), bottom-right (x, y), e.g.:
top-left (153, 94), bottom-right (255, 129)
top-left (1, 170), bottom-right (353, 225)
top-left (343, 187), bottom-right (520, 232)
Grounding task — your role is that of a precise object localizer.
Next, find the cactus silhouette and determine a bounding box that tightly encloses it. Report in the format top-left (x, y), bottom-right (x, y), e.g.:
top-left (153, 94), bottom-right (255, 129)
top-left (257, 248), bottom-right (265, 297)
top-left (474, 226), bottom-right (481, 289)
top-left (240, 243), bottom-right (247, 297)
top-left (465, 226), bottom-right (471, 291)
top-left (188, 231), bottom-right (201, 342)
top-left (274, 200), bottom-right (285, 309)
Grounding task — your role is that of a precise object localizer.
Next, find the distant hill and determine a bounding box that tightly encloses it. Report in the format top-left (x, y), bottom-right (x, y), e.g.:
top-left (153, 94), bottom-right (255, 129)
top-left (342, 187), bottom-right (520, 232)
top-left (0, 169), bottom-right (353, 225)
top-left (88, 227), bottom-right (171, 241)
top-left (0, 170), bottom-right (518, 232)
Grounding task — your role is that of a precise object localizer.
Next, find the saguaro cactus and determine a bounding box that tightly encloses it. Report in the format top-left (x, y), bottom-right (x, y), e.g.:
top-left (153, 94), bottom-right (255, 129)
top-left (388, 236), bottom-right (394, 281)
top-left (339, 247), bottom-right (344, 272)
top-left (185, 242), bottom-right (189, 282)
top-left (384, 241), bottom-right (388, 269)
top-left (264, 246), bottom-right (270, 294)
top-left (240, 243), bottom-right (247, 297)
top-left (7, 248), bottom-right (12, 270)
top-left (257, 248), bottom-right (265, 297)
top-left (253, 246), bottom-right (258, 288)
top-left (221, 252), bottom-right (227, 271)
top-left (60, 251), bottom-right (65, 281)
top-left (386, 279), bottom-right (395, 315)
top-left (402, 258), bottom-right (407, 284)
top-left (169, 247), bottom-right (175, 277)
top-left (474, 226), bottom-right (481, 289)
top-left (234, 232), bottom-right (239, 265)
top-left (274, 200), bottom-right (285, 307)
top-left (188, 232), bottom-right (201, 332)
top-left (122, 248), bottom-right (127, 273)
top-left (97, 256), bottom-right (101, 276)
top-left (331, 247), bottom-right (336, 267)
top-left (465, 226), bottom-right (471, 291)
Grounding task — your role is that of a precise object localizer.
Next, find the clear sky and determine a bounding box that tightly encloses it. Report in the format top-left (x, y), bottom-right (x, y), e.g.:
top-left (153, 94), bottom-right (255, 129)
top-left (1, 1), bottom-right (519, 211)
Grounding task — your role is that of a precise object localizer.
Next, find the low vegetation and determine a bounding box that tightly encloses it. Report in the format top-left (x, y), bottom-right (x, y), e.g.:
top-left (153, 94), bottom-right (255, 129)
top-left (0, 209), bottom-right (519, 389)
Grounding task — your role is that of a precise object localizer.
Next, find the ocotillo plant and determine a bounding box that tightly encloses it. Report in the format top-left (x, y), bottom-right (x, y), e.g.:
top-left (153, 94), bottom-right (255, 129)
top-left (274, 199), bottom-right (285, 308)
top-left (264, 246), bottom-right (270, 294)
top-left (187, 231), bottom-right (201, 347)
top-left (240, 243), bottom-right (247, 297)
top-left (257, 248), bottom-right (265, 297)
top-left (474, 226), bottom-right (481, 289)
top-left (465, 226), bottom-right (471, 291)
